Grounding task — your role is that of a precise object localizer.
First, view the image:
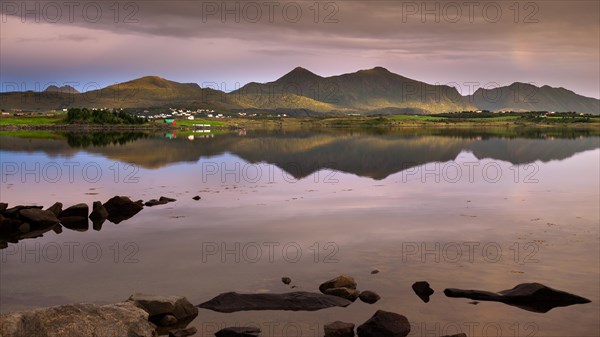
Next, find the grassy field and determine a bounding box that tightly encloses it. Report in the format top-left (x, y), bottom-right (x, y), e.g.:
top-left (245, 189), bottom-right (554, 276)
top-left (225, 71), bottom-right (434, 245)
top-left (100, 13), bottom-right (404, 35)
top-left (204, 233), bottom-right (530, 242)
top-left (173, 118), bottom-right (226, 127)
top-left (0, 116), bottom-right (65, 125)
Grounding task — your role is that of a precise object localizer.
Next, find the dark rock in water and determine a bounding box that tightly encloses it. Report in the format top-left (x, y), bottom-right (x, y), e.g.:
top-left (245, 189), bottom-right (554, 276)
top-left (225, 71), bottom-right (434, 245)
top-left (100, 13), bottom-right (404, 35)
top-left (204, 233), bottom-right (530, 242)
top-left (135, 200), bottom-right (145, 207)
top-left (46, 202), bottom-right (63, 216)
top-left (357, 310), bottom-right (411, 337)
top-left (441, 334), bottom-right (467, 337)
top-left (18, 208), bottom-right (60, 227)
top-left (319, 275), bottom-right (357, 293)
top-left (0, 203), bottom-right (7, 213)
top-left (359, 290), bottom-right (381, 304)
top-left (282, 277), bottom-right (292, 285)
top-left (215, 326), bottom-right (261, 337)
top-left (371, 270), bottom-right (379, 274)
top-left (192, 196), bottom-right (201, 200)
top-left (160, 196), bottom-right (176, 203)
top-left (92, 219), bottom-right (105, 231)
top-left (90, 201), bottom-right (108, 221)
top-left (324, 321), bottom-right (355, 337)
top-left (444, 282), bottom-right (592, 313)
top-left (198, 291), bottom-right (352, 313)
top-left (3, 205), bottom-right (42, 217)
top-left (59, 203), bottom-right (89, 218)
top-left (324, 287), bottom-right (360, 302)
top-left (412, 281), bottom-right (434, 303)
top-left (145, 196), bottom-right (177, 207)
top-left (127, 293), bottom-right (198, 328)
top-left (52, 224), bottom-right (63, 234)
top-left (103, 196), bottom-right (143, 224)
top-left (169, 326), bottom-right (198, 337)
top-left (60, 216), bottom-right (89, 232)
top-left (0, 302), bottom-right (157, 337)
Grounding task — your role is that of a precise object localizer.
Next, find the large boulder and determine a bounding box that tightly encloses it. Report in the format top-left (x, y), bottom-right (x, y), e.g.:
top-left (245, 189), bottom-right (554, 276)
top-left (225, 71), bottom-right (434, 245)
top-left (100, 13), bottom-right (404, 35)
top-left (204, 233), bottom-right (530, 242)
top-left (444, 282), bottom-right (592, 313)
top-left (198, 291), bottom-right (352, 313)
top-left (357, 310), bottom-right (411, 337)
top-left (0, 302), bottom-right (157, 337)
top-left (103, 196), bottom-right (143, 224)
top-left (319, 275), bottom-right (357, 293)
top-left (18, 208), bottom-right (60, 227)
top-left (127, 293), bottom-right (198, 329)
top-left (58, 203), bottom-right (89, 218)
top-left (324, 321), bottom-right (355, 337)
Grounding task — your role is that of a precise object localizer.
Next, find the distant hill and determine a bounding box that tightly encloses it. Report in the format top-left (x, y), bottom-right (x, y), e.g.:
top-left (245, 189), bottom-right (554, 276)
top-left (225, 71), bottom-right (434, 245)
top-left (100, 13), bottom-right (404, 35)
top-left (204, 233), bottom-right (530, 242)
top-left (470, 82), bottom-right (600, 114)
top-left (1, 70), bottom-right (598, 114)
top-left (44, 85), bottom-right (80, 94)
top-left (233, 67), bottom-right (476, 114)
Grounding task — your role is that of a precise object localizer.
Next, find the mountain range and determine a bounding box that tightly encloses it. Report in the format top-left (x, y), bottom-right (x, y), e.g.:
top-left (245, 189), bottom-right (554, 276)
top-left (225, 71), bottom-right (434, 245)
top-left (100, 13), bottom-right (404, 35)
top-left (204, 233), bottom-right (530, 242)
top-left (1, 67), bottom-right (598, 114)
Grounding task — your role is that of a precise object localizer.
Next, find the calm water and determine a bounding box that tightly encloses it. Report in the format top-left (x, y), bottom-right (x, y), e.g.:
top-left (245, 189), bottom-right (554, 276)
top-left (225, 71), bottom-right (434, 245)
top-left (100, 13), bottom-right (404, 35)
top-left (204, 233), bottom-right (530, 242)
top-left (0, 129), bottom-right (599, 336)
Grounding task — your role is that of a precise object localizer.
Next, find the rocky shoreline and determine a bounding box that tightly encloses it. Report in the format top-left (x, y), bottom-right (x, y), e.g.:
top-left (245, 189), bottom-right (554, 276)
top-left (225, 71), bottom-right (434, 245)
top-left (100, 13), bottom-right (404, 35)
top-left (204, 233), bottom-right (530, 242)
top-left (0, 274), bottom-right (591, 337)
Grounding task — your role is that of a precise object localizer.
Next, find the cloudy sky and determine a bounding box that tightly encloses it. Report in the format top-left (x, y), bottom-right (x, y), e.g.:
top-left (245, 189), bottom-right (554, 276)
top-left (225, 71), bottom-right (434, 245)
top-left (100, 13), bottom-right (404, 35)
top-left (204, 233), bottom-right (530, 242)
top-left (1, 0), bottom-right (599, 98)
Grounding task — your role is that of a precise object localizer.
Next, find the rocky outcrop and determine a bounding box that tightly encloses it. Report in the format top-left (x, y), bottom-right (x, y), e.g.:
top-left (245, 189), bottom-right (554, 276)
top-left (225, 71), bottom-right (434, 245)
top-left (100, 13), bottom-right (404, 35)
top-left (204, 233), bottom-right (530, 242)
top-left (198, 291), bottom-right (352, 312)
top-left (357, 310), bottom-right (411, 337)
top-left (0, 302), bottom-right (157, 337)
top-left (444, 282), bottom-right (591, 313)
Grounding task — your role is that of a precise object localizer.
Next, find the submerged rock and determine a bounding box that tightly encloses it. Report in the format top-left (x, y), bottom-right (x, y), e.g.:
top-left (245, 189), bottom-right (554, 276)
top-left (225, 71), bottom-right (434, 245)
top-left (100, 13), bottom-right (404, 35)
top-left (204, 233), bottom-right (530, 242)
top-left (192, 196), bottom-right (201, 201)
top-left (444, 282), bottom-right (591, 313)
top-left (359, 290), bottom-right (381, 304)
top-left (103, 196), bottom-right (143, 224)
top-left (0, 302), bottom-right (157, 337)
top-left (169, 327), bottom-right (198, 337)
top-left (198, 291), bottom-right (352, 313)
top-left (357, 310), bottom-right (411, 337)
top-left (215, 326), bottom-right (261, 337)
top-left (281, 277), bottom-right (292, 285)
top-left (145, 196), bottom-right (177, 207)
top-left (412, 281), bottom-right (435, 303)
top-left (324, 321), bottom-right (355, 337)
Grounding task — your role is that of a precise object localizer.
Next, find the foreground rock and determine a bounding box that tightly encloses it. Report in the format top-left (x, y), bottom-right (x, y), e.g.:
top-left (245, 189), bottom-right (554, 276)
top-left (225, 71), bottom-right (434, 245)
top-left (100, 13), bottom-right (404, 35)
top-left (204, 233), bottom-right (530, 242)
top-left (281, 277), bottom-right (292, 285)
top-left (359, 290), bottom-right (381, 304)
top-left (444, 282), bottom-right (591, 313)
top-left (103, 196), bottom-right (143, 224)
top-left (215, 326), bottom-right (261, 337)
top-left (0, 302), bottom-right (157, 337)
top-left (357, 310), bottom-right (411, 337)
top-left (127, 293), bottom-right (198, 332)
top-left (324, 287), bottom-right (360, 302)
top-left (324, 321), bottom-right (355, 337)
top-left (198, 291), bottom-right (352, 312)
top-left (319, 275), bottom-right (357, 293)
top-left (412, 281), bottom-right (435, 303)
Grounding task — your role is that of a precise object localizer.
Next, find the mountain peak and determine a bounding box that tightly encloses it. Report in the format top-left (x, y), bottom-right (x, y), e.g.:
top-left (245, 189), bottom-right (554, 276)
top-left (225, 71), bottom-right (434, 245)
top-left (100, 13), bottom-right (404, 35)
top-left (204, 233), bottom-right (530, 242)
top-left (44, 85), bottom-right (80, 94)
top-left (276, 67), bottom-right (322, 83)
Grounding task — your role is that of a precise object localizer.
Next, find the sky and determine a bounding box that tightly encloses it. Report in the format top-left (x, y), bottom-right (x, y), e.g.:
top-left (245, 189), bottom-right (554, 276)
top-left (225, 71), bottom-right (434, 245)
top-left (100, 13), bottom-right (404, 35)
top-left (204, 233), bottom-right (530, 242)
top-left (1, 0), bottom-right (599, 98)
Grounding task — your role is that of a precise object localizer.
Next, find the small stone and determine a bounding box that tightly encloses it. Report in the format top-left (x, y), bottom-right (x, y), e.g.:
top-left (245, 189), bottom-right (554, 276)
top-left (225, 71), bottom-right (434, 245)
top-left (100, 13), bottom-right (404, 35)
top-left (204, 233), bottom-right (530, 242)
top-left (412, 281), bottom-right (434, 303)
top-left (192, 196), bottom-right (201, 200)
top-left (359, 291), bottom-right (381, 304)
top-left (324, 321), bottom-right (355, 337)
top-left (282, 277), bottom-right (292, 285)
top-left (371, 270), bottom-right (379, 275)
